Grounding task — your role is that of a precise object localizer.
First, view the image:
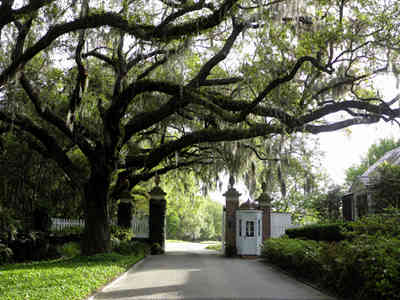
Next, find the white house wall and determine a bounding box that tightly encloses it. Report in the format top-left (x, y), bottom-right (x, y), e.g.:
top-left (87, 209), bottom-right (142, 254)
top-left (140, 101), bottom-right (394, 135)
top-left (271, 213), bottom-right (292, 238)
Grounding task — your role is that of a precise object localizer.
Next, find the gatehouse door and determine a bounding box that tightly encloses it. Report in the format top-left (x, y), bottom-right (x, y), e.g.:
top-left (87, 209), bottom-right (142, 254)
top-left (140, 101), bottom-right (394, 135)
top-left (236, 210), bottom-right (263, 256)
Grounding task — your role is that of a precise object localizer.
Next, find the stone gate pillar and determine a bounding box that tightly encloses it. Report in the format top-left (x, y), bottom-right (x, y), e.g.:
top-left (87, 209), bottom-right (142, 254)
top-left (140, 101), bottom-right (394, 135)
top-left (118, 189), bottom-right (132, 228)
top-left (223, 176), bottom-right (240, 257)
top-left (257, 183), bottom-right (272, 241)
top-left (149, 176), bottom-right (167, 254)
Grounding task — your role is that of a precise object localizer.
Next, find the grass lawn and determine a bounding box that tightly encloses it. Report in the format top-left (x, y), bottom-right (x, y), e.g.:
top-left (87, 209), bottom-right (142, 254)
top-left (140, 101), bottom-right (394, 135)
top-left (199, 241), bottom-right (220, 244)
top-left (0, 252), bottom-right (145, 300)
top-left (205, 242), bottom-right (222, 251)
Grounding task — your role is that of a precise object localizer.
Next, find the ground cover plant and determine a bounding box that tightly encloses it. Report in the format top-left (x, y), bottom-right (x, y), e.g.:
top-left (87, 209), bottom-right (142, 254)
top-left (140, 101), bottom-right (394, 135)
top-left (0, 243), bottom-right (149, 300)
top-left (262, 212), bottom-right (400, 300)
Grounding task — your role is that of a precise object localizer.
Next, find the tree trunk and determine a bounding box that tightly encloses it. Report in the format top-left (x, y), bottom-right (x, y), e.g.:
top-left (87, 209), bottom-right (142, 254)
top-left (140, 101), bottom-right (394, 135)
top-left (81, 168), bottom-right (111, 255)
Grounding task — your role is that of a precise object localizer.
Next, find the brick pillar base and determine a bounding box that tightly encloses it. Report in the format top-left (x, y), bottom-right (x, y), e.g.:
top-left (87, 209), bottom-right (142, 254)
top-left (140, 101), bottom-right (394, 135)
top-left (257, 189), bottom-right (272, 242)
top-left (261, 205), bottom-right (271, 241)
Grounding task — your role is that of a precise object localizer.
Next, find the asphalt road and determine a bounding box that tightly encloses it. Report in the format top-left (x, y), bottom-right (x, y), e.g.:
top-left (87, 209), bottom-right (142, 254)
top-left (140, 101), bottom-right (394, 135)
top-left (91, 242), bottom-right (335, 300)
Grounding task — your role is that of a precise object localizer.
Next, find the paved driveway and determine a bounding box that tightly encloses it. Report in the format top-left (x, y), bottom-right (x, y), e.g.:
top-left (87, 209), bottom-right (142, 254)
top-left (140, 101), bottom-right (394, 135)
top-left (91, 242), bottom-right (335, 300)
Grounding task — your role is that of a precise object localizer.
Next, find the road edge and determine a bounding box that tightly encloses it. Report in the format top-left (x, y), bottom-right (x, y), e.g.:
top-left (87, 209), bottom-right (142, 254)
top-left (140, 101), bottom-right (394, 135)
top-left (86, 255), bottom-right (148, 300)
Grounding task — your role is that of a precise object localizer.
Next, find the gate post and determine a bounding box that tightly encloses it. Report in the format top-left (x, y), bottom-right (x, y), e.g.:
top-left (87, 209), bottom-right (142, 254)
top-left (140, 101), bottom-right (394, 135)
top-left (257, 183), bottom-right (272, 241)
top-left (149, 176), bottom-right (167, 254)
top-left (223, 176), bottom-right (240, 257)
top-left (118, 189), bottom-right (132, 228)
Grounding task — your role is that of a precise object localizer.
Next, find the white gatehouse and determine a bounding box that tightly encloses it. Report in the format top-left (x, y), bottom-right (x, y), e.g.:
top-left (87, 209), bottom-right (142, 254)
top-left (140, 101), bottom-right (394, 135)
top-left (223, 179), bottom-right (294, 257)
top-left (236, 208), bottom-right (263, 256)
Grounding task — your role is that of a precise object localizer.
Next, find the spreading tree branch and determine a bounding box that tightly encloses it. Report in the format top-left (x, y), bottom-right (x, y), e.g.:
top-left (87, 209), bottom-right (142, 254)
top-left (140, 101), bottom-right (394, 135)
top-left (128, 158), bottom-right (213, 187)
top-left (19, 73), bottom-right (95, 156)
top-left (0, 110), bottom-right (82, 185)
top-left (0, 0), bottom-right (238, 86)
top-left (188, 19), bottom-right (245, 87)
top-left (0, 0), bottom-right (54, 29)
top-left (67, 0), bottom-right (89, 131)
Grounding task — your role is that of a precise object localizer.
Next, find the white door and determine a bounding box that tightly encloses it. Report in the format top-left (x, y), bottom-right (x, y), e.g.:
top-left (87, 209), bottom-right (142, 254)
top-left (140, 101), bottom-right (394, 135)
top-left (238, 215), bottom-right (258, 255)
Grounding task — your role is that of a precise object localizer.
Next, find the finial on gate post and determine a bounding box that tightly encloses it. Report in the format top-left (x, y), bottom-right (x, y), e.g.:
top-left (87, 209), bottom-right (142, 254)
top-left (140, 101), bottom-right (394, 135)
top-left (229, 175), bottom-right (235, 188)
top-left (262, 181), bottom-right (267, 193)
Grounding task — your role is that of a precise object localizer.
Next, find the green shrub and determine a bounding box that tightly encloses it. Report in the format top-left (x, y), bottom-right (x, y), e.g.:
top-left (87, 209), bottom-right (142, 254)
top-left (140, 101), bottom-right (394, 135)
top-left (0, 243), bottom-right (13, 264)
top-left (9, 231), bottom-right (52, 262)
top-left (110, 225), bottom-right (134, 242)
top-left (350, 236), bottom-right (400, 299)
top-left (262, 235), bottom-right (400, 300)
top-left (58, 242), bottom-right (80, 257)
top-left (262, 237), bottom-right (322, 280)
top-left (347, 210), bottom-right (400, 238)
top-left (150, 243), bottom-right (164, 255)
top-left (113, 240), bottom-right (150, 256)
top-left (0, 206), bottom-right (21, 242)
top-left (111, 236), bottom-right (121, 248)
top-left (285, 223), bottom-right (346, 241)
top-left (113, 240), bottom-right (136, 255)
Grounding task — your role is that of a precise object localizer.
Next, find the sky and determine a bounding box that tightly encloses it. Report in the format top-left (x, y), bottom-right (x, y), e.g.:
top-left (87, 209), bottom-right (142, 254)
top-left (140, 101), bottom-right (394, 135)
top-left (318, 120), bottom-right (399, 184)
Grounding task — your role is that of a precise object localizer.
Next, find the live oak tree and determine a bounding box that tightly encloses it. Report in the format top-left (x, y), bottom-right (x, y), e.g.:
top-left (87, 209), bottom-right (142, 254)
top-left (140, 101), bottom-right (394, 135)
top-left (1, 0), bottom-right (400, 254)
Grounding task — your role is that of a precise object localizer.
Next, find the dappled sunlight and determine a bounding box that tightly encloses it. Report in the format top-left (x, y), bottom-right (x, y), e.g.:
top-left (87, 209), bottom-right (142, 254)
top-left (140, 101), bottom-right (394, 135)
top-left (95, 285), bottom-right (184, 299)
top-left (98, 267), bottom-right (204, 299)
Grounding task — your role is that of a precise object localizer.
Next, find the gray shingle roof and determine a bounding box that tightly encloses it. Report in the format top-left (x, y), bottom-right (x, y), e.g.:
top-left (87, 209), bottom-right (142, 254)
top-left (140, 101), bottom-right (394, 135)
top-left (355, 146), bottom-right (400, 188)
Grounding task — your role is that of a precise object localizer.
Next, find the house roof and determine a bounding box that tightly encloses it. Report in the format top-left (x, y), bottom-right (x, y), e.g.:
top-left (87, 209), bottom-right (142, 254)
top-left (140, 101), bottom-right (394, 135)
top-left (352, 146), bottom-right (400, 191)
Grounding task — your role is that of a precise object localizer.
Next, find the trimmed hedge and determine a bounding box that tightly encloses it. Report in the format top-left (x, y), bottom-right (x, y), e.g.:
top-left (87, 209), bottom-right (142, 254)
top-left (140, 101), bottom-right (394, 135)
top-left (286, 212), bottom-right (400, 242)
top-left (262, 238), bottom-right (322, 280)
top-left (262, 236), bottom-right (400, 300)
top-left (285, 223), bottom-right (346, 242)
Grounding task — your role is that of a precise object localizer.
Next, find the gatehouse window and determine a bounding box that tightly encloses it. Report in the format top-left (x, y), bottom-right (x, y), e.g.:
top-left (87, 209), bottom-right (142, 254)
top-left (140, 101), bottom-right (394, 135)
top-left (246, 221), bottom-right (255, 237)
top-left (239, 219), bottom-right (242, 236)
top-left (258, 219), bottom-right (261, 236)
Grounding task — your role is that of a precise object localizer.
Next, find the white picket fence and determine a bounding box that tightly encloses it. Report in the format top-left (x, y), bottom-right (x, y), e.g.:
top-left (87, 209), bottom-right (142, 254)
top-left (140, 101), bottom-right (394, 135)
top-left (50, 216), bottom-right (149, 238)
top-left (131, 216), bottom-right (149, 238)
top-left (51, 218), bottom-right (85, 231)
